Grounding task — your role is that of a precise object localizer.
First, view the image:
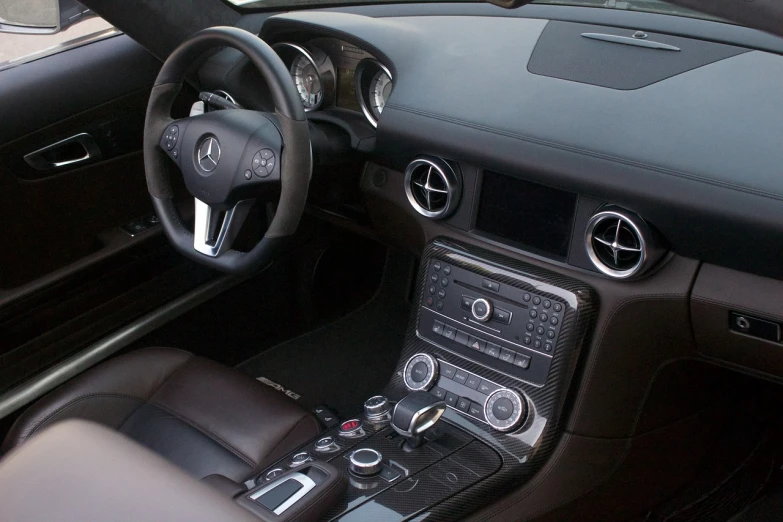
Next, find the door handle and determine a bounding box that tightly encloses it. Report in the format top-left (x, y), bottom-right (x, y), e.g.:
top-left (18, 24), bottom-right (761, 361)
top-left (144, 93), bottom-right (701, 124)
top-left (24, 133), bottom-right (102, 171)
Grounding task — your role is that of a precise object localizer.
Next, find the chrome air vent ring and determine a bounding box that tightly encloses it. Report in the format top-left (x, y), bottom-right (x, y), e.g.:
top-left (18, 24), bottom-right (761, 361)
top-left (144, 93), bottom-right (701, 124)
top-left (404, 157), bottom-right (461, 219)
top-left (585, 208), bottom-right (661, 279)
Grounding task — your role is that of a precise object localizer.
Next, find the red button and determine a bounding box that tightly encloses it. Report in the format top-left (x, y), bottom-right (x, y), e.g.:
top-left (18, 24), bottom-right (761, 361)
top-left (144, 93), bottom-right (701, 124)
top-left (340, 419), bottom-right (361, 432)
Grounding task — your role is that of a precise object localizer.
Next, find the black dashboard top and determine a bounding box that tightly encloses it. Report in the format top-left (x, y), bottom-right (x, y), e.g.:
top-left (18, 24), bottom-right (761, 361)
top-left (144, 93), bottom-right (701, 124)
top-left (224, 4), bottom-right (783, 278)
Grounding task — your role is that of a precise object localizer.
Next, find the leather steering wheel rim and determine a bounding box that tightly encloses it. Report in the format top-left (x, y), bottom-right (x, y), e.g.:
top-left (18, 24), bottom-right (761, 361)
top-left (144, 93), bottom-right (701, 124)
top-left (143, 26), bottom-right (312, 275)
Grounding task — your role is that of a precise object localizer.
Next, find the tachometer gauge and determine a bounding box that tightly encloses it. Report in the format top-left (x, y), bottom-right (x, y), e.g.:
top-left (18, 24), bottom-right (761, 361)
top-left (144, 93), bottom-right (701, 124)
top-left (369, 69), bottom-right (392, 120)
top-left (355, 59), bottom-right (393, 128)
top-left (272, 42), bottom-right (335, 113)
top-left (290, 54), bottom-right (323, 110)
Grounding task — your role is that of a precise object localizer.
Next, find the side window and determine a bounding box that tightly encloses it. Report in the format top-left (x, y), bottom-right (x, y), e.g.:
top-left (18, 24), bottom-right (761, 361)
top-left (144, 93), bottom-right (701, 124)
top-left (0, 0), bottom-right (117, 71)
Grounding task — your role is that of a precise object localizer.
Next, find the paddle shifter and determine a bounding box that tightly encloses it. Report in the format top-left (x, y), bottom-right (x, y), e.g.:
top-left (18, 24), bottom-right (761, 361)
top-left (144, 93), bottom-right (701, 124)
top-left (391, 391), bottom-right (447, 449)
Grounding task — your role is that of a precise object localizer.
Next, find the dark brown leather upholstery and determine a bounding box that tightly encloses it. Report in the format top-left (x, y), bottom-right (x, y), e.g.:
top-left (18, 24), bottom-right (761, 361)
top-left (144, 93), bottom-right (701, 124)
top-left (1, 347), bottom-right (320, 482)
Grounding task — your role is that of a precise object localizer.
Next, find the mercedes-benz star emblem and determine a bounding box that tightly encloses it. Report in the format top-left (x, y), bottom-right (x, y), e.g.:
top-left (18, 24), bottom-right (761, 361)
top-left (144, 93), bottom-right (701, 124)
top-left (197, 137), bottom-right (221, 172)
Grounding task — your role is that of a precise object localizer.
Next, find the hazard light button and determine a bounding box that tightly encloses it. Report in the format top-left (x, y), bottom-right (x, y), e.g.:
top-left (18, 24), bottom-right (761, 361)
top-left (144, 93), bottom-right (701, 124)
top-left (339, 418), bottom-right (365, 438)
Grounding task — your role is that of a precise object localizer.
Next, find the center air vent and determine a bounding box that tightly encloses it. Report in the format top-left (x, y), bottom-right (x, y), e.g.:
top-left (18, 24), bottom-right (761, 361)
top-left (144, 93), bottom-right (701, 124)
top-left (586, 208), bottom-right (663, 279)
top-left (404, 157), bottom-right (461, 219)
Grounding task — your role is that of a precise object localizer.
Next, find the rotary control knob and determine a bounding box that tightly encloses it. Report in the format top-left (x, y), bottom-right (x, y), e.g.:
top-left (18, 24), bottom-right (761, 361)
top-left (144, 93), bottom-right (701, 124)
top-left (290, 451), bottom-right (311, 467)
top-left (403, 353), bottom-right (439, 391)
top-left (348, 448), bottom-right (383, 477)
top-left (471, 298), bottom-right (493, 322)
top-left (364, 395), bottom-right (392, 420)
top-left (484, 388), bottom-right (528, 433)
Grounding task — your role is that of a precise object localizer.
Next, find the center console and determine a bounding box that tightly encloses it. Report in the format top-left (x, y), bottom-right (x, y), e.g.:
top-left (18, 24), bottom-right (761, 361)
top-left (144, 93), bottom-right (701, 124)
top-left (238, 239), bottom-right (596, 521)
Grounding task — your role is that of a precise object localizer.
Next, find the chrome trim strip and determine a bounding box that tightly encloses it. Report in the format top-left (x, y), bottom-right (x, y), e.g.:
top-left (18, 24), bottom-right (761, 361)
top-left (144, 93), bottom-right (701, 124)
top-left (24, 132), bottom-right (102, 171)
top-left (248, 472), bottom-right (318, 515)
top-left (193, 198), bottom-right (254, 257)
top-left (0, 274), bottom-right (245, 420)
top-left (581, 33), bottom-right (681, 51)
top-left (404, 157), bottom-right (459, 220)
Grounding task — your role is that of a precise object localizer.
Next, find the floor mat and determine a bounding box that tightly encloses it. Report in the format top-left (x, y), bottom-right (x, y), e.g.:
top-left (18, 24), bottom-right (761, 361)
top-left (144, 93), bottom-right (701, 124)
top-left (238, 249), bottom-right (415, 416)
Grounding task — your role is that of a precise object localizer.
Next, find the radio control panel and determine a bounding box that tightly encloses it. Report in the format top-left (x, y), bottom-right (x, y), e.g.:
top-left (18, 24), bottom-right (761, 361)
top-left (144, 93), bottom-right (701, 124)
top-left (418, 259), bottom-right (566, 386)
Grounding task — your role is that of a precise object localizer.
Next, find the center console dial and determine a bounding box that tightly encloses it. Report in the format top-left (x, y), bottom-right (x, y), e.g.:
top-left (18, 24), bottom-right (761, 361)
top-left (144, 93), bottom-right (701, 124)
top-left (484, 388), bottom-right (528, 432)
top-left (364, 395), bottom-right (392, 420)
top-left (471, 298), bottom-right (493, 322)
top-left (403, 353), bottom-right (439, 391)
top-left (348, 448), bottom-right (383, 477)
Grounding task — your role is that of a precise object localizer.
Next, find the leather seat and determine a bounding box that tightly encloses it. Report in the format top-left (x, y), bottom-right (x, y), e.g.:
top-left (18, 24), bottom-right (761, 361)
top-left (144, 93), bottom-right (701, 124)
top-left (1, 347), bottom-right (320, 482)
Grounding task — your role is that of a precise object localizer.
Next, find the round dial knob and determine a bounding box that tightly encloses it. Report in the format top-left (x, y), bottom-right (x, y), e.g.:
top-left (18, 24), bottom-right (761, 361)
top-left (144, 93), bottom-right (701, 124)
top-left (338, 419), bottom-right (365, 438)
top-left (403, 353), bottom-right (439, 391)
top-left (314, 436), bottom-right (339, 453)
top-left (364, 395), bottom-right (391, 420)
top-left (471, 298), bottom-right (493, 322)
top-left (348, 448), bottom-right (383, 477)
top-left (290, 451), bottom-right (311, 467)
top-left (484, 388), bottom-right (528, 432)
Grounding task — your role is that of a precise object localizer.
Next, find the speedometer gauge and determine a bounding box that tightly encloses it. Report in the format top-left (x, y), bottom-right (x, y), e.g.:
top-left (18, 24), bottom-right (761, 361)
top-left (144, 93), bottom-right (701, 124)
top-left (355, 59), bottom-right (393, 128)
top-left (290, 54), bottom-right (323, 110)
top-left (369, 69), bottom-right (392, 120)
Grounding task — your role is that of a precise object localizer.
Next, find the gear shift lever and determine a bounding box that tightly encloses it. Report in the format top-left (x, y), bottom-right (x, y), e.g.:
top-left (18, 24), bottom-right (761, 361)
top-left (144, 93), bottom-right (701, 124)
top-left (391, 391), bottom-right (446, 449)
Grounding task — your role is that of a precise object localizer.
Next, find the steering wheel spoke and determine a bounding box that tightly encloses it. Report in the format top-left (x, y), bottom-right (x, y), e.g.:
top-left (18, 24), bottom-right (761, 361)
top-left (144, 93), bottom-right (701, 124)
top-left (193, 198), bottom-right (254, 257)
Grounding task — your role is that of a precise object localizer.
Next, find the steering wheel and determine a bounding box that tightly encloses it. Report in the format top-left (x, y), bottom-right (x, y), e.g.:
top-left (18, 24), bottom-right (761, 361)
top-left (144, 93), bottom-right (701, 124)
top-left (143, 27), bottom-right (312, 274)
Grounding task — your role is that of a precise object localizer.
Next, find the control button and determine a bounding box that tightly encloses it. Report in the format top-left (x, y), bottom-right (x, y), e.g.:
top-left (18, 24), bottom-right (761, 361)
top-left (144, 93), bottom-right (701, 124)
top-left (471, 298), bottom-right (493, 322)
top-left (428, 285), bottom-right (436, 295)
top-left (436, 301), bottom-right (444, 311)
top-left (444, 392), bottom-right (459, 408)
top-left (455, 330), bottom-right (470, 346)
top-left (551, 317), bottom-right (559, 325)
top-left (484, 388), bottom-right (527, 432)
top-left (260, 149), bottom-right (274, 160)
top-left (430, 386), bottom-right (447, 400)
top-left (453, 370), bottom-right (469, 385)
top-left (172, 149), bottom-right (178, 159)
top-left (252, 151), bottom-right (270, 178)
top-left (492, 308), bottom-right (511, 324)
top-left (534, 340), bottom-right (542, 349)
top-left (533, 296), bottom-right (541, 305)
top-left (170, 126), bottom-right (178, 135)
top-left (485, 343), bottom-right (501, 358)
top-left (339, 419), bottom-right (364, 438)
top-left (467, 337), bottom-right (486, 352)
top-left (349, 448), bottom-right (383, 477)
top-left (460, 295), bottom-right (474, 310)
top-left (443, 325), bottom-right (456, 340)
top-left (411, 362), bottom-right (428, 382)
top-left (432, 321), bottom-right (444, 335)
top-left (529, 310), bottom-right (538, 319)
top-left (543, 300), bottom-right (551, 309)
top-left (540, 313), bottom-right (548, 322)
top-left (536, 326), bottom-right (545, 335)
top-left (265, 468), bottom-right (285, 481)
top-left (440, 363), bottom-right (457, 379)
top-left (492, 398), bottom-right (514, 421)
top-left (379, 465), bottom-right (401, 482)
top-left (481, 279), bottom-right (500, 292)
top-left (443, 265), bottom-right (452, 275)
top-left (403, 353), bottom-right (439, 391)
top-left (438, 289), bottom-right (446, 300)
top-left (499, 348), bottom-right (515, 363)
top-left (478, 380), bottom-right (500, 395)
top-left (244, 170), bottom-right (252, 180)
top-left (523, 293), bottom-right (531, 302)
top-left (513, 353), bottom-right (531, 369)
top-left (545, 343), bottom-right (553, 352)
top-left (465, 374), bottom-right (481, 390)
top-left (364, 395), bottom-right (391, 420)
top-left (554, 303), bottom-right (563, 312)
top-left (431, 274), bottom-right (439, 283)
top-left (433, 261), bottom-right (441, 271)
top-left (290, 451), bottom-right (311, 467)
top-left (260, 158), bottom-right (267, 167)
top-left (468, 401), bottom-right (485, 421)
top-left (547, 330), bottom-right (556, 339)
top-left (526, 323), bottom-right (534, 332)
top-left (523, 336), bottom-right (532, 345)
top-left (425, 297), bottom-right (434, 307)
top-left (456, 397), bottom-right (471, 413)
top-left (315, 436), bottom-right (338, 452)
top-left (440, 277), bottom-right (449, 287)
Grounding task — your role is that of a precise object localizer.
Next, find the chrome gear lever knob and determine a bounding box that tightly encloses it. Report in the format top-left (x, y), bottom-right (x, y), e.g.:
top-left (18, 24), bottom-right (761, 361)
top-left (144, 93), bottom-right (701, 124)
top-left (391, 391), bottom-right (446, 448)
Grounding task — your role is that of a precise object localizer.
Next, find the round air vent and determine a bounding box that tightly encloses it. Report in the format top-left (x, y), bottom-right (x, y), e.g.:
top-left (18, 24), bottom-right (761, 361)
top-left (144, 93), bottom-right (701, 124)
top-left (404, 157), bottom-right (461, 219)
top-left (585, 208), bottom-right (663, 279)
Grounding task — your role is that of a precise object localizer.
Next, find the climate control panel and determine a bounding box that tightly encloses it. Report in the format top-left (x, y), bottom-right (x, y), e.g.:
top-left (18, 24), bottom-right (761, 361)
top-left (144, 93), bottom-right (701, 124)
top-left (419, 259), bottom-right (566, 386)
top-left (402, 353), bottom-right (529, 433)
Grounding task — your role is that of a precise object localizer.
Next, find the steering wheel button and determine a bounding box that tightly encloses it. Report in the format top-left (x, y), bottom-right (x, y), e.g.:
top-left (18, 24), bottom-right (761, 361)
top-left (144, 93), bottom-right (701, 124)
top-left (261, 149), bottom-right (274, 160)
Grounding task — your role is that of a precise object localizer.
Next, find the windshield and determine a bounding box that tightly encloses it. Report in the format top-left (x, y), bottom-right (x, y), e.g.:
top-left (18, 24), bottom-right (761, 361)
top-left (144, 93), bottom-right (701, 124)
top-left (228, 0), bottom-right (722, 23)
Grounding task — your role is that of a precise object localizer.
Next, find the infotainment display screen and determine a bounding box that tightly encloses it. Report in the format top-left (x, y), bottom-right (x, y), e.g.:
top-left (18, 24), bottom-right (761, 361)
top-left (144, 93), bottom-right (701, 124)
top-left (336, 67), bottom-right (362, 112)
top-left (475, 171), bottom-right (577, 260)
